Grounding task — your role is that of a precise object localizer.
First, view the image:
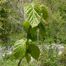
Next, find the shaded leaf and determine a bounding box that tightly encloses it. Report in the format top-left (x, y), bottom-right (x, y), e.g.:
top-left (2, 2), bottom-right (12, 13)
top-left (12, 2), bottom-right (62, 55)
top-left (29, 23), bottom-right (46, 41)
top-left (40, 5), bottom-right (48, 20)
top-left (28, 44), bottom-right (40, 60)
top-left (25, 54), bottom-right (31, 63)
top-left (38, 22), bottom-right (46, 40)
top-left (0, 22), bottom-right (3, 28)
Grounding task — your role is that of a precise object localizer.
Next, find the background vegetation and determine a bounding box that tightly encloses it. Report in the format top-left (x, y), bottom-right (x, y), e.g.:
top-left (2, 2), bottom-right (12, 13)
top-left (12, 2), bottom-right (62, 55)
top-left (0, 0), bottom-right (66, 66)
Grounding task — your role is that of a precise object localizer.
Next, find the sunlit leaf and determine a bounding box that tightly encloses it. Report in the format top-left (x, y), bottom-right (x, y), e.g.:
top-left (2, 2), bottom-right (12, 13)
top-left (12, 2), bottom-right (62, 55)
top-left (24, 3), bottom-right (48, 28)
top-left (40, 5), bottom-right (48, 20)
top-left (12, 38), bottom-right (27, 59)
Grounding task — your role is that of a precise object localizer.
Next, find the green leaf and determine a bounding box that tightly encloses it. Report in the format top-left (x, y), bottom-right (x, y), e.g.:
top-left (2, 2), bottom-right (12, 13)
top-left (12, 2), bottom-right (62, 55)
top-left (30, 27), bottom-right (37, 41)
top-left (29, 22), bottom-right (46, 41)
top-left (40, 5), bottom-right (48, 20)
top-left (38, 22), bottom-right (46, 40)
top-left (24, 3), bottom-right (48, 28)
top-left (12, 38), bottom-right (27, 59)
top-left (25, 54), bottom-right (31, 63)
top-left (24, 3), bottom-right (41, 28)
top-left (0, 0), bottom-right (6, 4)
top-left (23, 21), bottom-right (30, 29)
top-left (0, 8), bottom-right (8, 18)
top-left (0, 22), bottom-right (3, 28)
top-left (28, 44), bottom-right (40, 60)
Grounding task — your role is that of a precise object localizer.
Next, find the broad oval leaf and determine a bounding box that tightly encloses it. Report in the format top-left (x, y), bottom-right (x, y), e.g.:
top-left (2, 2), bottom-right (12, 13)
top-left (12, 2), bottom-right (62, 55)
top-left (24, 3), bottom-right (48, 28)
top-left (24, 3), bottom-right (41, 28)
top-left (12, 38), bottom-right (27, 59)
top-left (28, 44), bottom-right (40, 60)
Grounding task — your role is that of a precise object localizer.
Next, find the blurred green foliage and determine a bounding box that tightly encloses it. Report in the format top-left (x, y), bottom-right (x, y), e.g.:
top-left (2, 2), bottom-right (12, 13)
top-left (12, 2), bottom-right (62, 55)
top-left (0, 0), bottom-right (66, 66)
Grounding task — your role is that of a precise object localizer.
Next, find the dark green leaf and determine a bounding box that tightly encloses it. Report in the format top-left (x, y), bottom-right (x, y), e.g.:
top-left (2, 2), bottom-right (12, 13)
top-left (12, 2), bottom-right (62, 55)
top-left (40, 5), bottom-right (48, 20)
top-left (28, 44), bottom-right (40, 60)
top-left (25, 54), bottom-right (31, 63)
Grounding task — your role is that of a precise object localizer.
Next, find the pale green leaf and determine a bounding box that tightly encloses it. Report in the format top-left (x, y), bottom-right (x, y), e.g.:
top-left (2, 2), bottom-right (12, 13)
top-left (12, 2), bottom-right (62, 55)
top-left (24, 3), bottom-right (41, 28)
top-left (24, 3), bottom-right (48, 28)
top-left (12, 38), bottom-right (27, 59)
